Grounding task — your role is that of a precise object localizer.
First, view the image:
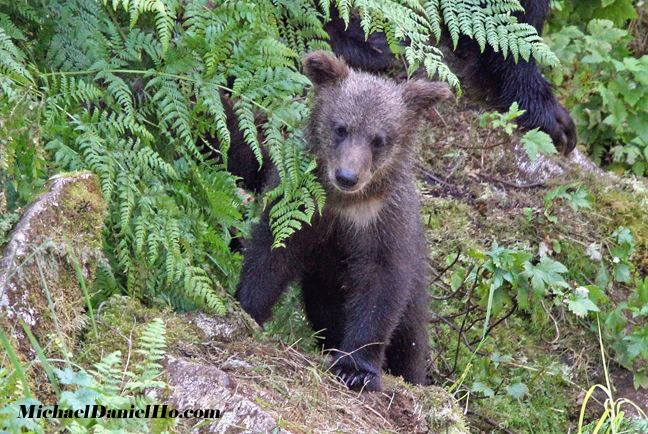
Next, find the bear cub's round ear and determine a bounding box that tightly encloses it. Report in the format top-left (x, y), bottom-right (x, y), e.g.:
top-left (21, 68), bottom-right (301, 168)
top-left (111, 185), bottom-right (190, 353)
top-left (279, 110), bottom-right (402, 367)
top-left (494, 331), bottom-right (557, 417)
top-left (303, 50), bottom-right (350, 87)
top-left (401, 80), bottom-right (453, 114)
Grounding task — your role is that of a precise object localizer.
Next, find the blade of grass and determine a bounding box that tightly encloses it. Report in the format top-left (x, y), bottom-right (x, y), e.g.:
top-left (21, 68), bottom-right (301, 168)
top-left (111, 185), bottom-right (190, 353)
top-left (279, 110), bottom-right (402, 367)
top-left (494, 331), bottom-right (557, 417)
top-left (597, 315), bottom-right (613, 407)
top-left (481, 281), bottom-right (497, 338)
top-left (615, 398), bottom-right (647, 419)
top-left (65, 243), bottom-right (98, 336)
top-left (36, 256), bottom-right (70, 366)
top-left (578, 384), bottom-right (611, 433)
top-left (19, 319), bottom-right (60, 397)
top-left (0, 328), bottom-right (31, 398)
top-left (592, 407), bottom-right (610, 434)
top-left (449, 337), bottom-right (488, 395)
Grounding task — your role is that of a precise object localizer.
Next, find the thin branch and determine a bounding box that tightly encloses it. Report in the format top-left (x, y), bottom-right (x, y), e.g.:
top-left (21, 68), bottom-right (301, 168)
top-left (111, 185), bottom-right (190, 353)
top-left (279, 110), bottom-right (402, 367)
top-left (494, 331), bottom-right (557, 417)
top-left (467, 410), bottom-right (515, 434)
top-left (470, 302), bottom-right (518, 346)
top-left (478, 173), bottom-right (546, 189)
top-left (416, 164), bottom-right (456, 188)
top-left (541, 298), bottom-right (561, 344)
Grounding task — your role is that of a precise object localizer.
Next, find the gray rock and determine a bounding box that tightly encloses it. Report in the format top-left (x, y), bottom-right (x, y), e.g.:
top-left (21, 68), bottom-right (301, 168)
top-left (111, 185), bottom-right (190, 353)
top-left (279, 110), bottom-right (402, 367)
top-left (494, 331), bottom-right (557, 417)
top-left (164, 355), bottom-right (289, 433)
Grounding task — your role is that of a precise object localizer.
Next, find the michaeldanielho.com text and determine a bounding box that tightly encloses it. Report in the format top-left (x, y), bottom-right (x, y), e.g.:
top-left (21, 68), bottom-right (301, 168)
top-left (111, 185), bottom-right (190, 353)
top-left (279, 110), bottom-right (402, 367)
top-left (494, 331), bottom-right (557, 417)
top-left (19, 404), bottom-right (221, 419)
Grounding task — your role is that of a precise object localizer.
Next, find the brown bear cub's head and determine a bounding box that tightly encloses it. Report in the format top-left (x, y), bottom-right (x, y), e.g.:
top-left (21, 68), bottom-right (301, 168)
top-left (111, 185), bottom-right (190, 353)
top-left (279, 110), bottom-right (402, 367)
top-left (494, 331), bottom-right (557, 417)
top-left (303, 51), bottom-right (451, 200)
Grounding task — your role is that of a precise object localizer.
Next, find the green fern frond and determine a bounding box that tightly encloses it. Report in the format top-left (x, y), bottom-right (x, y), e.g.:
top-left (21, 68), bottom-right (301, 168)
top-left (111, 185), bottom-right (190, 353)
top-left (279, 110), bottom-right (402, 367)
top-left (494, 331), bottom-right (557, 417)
top-left (92, 351), bottom-right (123, 396)
top-left (104, 0), bottom-right (174, 53)
top-left (0, 27), bottom-right (32, 87)
top-left (126, 318), bottom-right (166, 390)
top-left (200, 106), bottom-right (230, 160)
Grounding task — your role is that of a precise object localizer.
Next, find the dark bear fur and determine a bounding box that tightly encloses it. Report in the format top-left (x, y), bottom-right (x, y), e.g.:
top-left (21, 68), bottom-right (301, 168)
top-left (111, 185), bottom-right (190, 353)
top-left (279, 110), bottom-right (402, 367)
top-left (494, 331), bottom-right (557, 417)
top-left (236, 51), bottom-right (451, 391)
top-left (201, 92), bottom-right (269, 193)
top-left (326, 0), bottom-right (577, 154)
top-left (323, 6), bottom-right (393, 73)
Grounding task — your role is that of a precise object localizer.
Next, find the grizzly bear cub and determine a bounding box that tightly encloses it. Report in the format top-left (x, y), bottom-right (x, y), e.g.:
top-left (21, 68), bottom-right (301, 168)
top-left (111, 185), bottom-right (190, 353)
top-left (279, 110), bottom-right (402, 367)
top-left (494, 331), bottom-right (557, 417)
top-left (236, 51), bottom-right (451, 391)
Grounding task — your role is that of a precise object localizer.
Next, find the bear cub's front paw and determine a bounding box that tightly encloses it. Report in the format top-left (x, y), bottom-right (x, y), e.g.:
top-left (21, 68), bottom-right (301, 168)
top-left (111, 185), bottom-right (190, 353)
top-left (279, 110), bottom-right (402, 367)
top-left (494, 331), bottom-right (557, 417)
top-left (330, 355), bottom-right (381, 392)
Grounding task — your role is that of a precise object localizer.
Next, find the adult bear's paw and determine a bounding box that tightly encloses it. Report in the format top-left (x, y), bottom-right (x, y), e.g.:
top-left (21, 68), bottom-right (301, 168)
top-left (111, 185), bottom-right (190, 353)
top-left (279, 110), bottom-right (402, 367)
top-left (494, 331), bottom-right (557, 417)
top-left (520, 98), bottom-right (577, 156)
top-left (330, 354), bottom-right (381, 392)
top-left (541, 101), bottom-right (577, 155)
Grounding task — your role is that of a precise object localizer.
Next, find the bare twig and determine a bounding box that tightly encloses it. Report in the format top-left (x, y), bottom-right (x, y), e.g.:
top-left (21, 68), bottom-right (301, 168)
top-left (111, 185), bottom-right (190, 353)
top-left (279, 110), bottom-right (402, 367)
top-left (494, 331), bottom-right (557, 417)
top-left (541, 298), bottom-right (561, 344)
top-left (477, 173), bottom-right (546, 189)
top-left (416, 164), bottom-right (455, 188)
top-left (431, 250), bottom-right (462, 283)
top-left (469, 302), bottom-right (518, 346)
top-left (452, 141), bottom-right (505, 150)
top-left (431, 312), bottom-right (486, 357)
top-left (467, 410), bottom-right (516, 434)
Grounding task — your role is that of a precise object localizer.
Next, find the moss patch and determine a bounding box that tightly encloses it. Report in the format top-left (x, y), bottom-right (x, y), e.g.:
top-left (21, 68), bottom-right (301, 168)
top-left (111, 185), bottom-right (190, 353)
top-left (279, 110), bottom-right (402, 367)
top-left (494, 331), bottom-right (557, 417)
top-left (75, 295), bottom-right (197, 368)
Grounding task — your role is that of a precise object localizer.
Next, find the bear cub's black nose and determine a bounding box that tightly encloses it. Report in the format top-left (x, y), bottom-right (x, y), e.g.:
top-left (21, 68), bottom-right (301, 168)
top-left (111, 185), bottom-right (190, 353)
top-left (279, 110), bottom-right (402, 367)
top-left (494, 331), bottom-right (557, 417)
top-left (335, 169), bottom-right (359, 189)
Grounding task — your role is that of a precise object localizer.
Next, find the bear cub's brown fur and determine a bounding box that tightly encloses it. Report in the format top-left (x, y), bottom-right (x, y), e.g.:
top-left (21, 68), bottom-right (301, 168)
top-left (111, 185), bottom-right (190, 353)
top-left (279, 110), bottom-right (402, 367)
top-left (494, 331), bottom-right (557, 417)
top-left (236, 51), bottom-right (451, 391)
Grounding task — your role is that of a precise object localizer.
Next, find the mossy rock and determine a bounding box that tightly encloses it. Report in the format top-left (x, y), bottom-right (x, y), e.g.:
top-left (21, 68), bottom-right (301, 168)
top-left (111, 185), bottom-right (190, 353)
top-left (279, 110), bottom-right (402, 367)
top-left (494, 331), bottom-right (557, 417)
top-left (0, 172), bottom-right (107, 398)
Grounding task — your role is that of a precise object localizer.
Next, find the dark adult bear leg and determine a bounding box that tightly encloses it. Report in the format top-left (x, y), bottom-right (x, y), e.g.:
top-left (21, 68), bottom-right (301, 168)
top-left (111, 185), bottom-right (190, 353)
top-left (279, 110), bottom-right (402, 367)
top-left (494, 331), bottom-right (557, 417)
top-left (464, 52), bottom-right (576, 154)
top-left (384, 287), bottom-right (430, 385)
top-left (459, 0), bottom-right (577, 154)
top-left (205, 93), bottom-right (268, 193)
top-left (236, 214), bottom-right (302, 324)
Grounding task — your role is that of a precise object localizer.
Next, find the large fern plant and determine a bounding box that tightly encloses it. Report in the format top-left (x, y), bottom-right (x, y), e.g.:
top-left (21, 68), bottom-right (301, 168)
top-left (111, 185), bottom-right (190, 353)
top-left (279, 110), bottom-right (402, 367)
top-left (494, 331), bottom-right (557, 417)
top-left (0, 0), bottom-right (556, 313)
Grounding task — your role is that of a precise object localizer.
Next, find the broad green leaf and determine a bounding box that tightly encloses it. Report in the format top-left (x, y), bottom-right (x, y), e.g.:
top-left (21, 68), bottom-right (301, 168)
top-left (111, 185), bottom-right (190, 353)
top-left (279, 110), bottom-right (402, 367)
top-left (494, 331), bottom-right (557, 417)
top-left (54, 368), bottom-right (93, 386)
top-left (522, 256), bottom-right (569, 294)
top-left (506, 382), bottom-right (529, 399)
top-left (521, 129), bottom-right (557, 161)
top-left (567, 188), bottom-right (593, 211)
top-left (567, 296), bottom-right (600, 317)
top-left (491, 352), bottom-right (513, 366)
top-left (633, 372), bottom-right (648, 390)
top-left (61, 389), bottom-right (100, 411)
top-left (613, 226), bottom-right (634, 246)
top-left (0, 399), bottom-right (45, 434)
top-left (614, 263), bottom-right (631, 283)
top-left (472, 381), bottom-right (494, 397)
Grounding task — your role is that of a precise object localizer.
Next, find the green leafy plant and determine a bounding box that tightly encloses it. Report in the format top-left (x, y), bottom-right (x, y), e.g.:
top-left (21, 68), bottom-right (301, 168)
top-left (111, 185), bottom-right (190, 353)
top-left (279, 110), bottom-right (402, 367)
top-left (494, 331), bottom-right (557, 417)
top-left (478, 102), bottom-right (527, 135)
top-left (543, 183), bottom-right (594, 222)
top-left (567, 226), bottom-right (648, 389)
top-left (439, 232), bottom-right (645, 430)
top-left (0, 210), bottom-right (20, 246)
top-left (578, 315), bottom-right (647, 434)
top-left (478, 102), bottom-right (557, 161)
top-left (475, 243), bottom-right (589, 325)
top-left (520, 128), bottom-right (557, 161)
top-left (609, 226), bottom-right (636, 283)
top-left (451, 242), bottom-right (602, 344)
top-left (605, 276), bottom-right (648, 389)
top-left (549, 0), bottom-right (638, 29)
top-left (547, 19), bottom-right (648, 175)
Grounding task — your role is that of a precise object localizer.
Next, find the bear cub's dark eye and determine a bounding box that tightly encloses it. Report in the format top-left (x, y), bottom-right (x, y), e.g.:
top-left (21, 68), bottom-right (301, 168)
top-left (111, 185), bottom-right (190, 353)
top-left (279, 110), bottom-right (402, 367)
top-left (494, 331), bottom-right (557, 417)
top-left (334, 124), bottom-right (347, 139)
top-left (371, 135), bottom-right (385, 148)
